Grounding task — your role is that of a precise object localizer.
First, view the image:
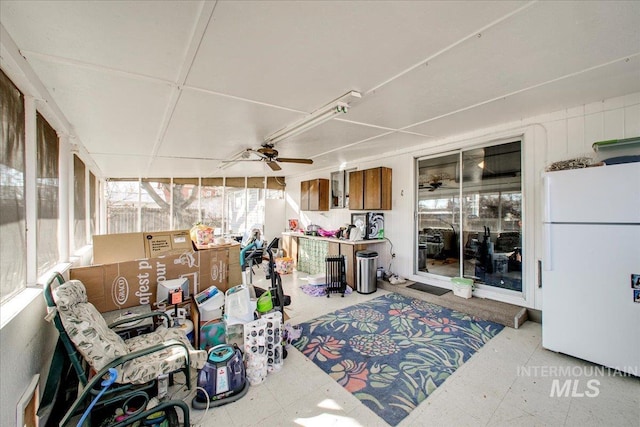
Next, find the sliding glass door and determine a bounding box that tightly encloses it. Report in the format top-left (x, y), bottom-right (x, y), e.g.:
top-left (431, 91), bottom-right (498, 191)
top-left (416, 140), bottom-right (523, 294)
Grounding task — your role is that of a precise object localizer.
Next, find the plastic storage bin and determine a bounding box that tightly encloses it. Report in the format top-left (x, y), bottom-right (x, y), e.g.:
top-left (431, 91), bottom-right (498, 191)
top-left (195, 286), bottom-right (225, 322)
top-left (451, 277), bottom-right (474, 299)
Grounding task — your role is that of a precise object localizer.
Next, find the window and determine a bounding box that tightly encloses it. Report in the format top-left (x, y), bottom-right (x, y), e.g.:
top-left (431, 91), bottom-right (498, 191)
top-left (36, 113), bottom-right (59, 277)
top-left (416, 140), bottom-right (522, 293)
top-left (265, 176), bottom-right (285, 200)
top-left (73, 154), bottom-right (86, 250)
top-left (105, 176), bottom-right (285, 236)
top-left (140, 179), bottom-right (171, 232)
top-left (106, 180), bottom-right (139, 233)
top-left (0, 70), bottom-right (26, 303)
top-left (172, 178), bottom-right (199, 230)
top-left (200, 178), bottom-right (224, 234)
top-left (89, 172), bottom-right (97, 237)
top-left (225, 177), bottom-right (246, 235)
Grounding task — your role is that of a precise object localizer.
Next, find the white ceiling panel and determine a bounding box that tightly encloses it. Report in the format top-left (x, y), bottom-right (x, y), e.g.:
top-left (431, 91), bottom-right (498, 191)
top-left (147, 156), bottom-right (230, 178)
top-left (91, 154), bottom-right (154, 178)
top-left (28, 58), bottom-right (173, 155)
top-left (186, 1), bottom-right (527, 111)
top-left (321, 132), bottom-right (436, 166)
top-left (408, 56), bottom-right (640, 139)
top-left (347, 1), bottom-right (640, 129)
top-left (0, 0), bottom-right (200, 80)
top-left (159, 88), bottom-right (306, 160)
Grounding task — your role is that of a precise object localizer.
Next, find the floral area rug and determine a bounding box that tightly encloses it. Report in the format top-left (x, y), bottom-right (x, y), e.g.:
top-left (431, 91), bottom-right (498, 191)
top-left (291, 293), bottom-right (504, 426)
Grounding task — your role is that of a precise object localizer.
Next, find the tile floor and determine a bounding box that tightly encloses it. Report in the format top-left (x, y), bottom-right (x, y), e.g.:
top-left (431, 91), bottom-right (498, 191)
top-left (176, 271), bottom-right (639, 427)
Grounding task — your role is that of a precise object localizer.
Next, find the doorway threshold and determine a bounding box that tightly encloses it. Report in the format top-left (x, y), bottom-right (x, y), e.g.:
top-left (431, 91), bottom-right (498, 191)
top-left (378, 280), bottom-right (527, 329)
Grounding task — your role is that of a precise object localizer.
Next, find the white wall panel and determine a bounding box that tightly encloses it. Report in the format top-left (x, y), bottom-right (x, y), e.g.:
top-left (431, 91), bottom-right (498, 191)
top-left (567, 116), bottom-right (585, 155)
top-left (624, 104), bottom-right (640, 137)
top-left (583, 112), bottom-right (605, 153)
top-left (545, 120), bottom-right (568, 162)
top-left (603, 109), bottom-right (625, 140)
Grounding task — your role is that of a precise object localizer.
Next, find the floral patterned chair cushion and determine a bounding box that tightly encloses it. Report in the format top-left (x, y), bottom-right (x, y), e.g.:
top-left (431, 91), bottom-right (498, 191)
top-left (121, 327), bottom-right (206, 384)
top-left (54, 280), bottom-right (206, 384)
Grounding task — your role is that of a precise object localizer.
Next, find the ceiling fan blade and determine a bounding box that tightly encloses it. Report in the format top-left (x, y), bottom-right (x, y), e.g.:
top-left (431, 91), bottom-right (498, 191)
top-left (276, 157), bottom-right (313, 164)
top-left (266, 161), bottom-right (281, 171)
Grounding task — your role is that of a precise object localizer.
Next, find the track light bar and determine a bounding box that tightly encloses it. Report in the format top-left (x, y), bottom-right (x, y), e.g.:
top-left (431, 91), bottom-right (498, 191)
top-left (265, 90), bottom-right (361, 145)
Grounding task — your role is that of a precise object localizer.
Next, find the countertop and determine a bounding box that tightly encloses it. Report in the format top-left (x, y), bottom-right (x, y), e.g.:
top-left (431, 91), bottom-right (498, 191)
top-left (281, 231), bottom-right (385, 246)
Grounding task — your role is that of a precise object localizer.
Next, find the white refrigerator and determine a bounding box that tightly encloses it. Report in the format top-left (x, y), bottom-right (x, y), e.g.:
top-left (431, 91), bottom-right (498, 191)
top-left (542, 162), bottom-right (640, 375)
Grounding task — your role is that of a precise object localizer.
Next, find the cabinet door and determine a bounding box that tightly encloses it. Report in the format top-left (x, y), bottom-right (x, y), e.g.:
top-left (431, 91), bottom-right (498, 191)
top-left (328, 242), bottom-right (340, 257)
top-left (349, 170), bottom-right (364, 210)
top-left (364, 167), bottom-right (392, 210)
top-left (364, 168), bottom-right (381, 209)
top-left (308, 179), bottom-right (329, 211)
top-left (380, 167), bottom-right (392, 210)
top-left (300, 180), bottom-right (310, 211)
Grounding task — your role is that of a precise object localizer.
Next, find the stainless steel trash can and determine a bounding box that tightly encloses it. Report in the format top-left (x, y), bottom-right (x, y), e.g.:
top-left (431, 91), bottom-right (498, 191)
top-left (356, 250), bottom-right (378, 294)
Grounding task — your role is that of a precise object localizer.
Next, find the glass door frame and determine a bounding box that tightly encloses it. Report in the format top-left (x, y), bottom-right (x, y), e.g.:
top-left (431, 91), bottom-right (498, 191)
top-left (414, 138), bottom-right (525, 299)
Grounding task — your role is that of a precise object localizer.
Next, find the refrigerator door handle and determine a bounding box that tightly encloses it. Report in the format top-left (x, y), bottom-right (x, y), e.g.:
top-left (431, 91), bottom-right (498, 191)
top-left (538, 260), bottom-right (543, 288)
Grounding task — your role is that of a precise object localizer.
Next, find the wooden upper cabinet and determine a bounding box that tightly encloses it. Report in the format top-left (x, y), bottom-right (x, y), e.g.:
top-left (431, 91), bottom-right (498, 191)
top-left (349, 167), bottom-right (392, 210)
top-left (300, 178), bottom-right (329, 211)
top-left (365, 167), bottom-right (392, 210)
top-left (300, 180), bottom-right (310, 211)
top-left (348, 170), bottom-right (364, 210)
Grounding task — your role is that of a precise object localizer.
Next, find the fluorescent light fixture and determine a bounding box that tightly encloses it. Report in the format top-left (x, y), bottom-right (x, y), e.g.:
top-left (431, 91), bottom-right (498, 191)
top-left (265, 90), bottom-right (361, 145)
top-left (218, 149), bottom-right (250, 170)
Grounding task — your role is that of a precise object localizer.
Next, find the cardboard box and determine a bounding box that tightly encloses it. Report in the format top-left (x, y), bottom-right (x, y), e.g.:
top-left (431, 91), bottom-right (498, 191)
top-left (93, 232), bottom-right (147, 264)
top-left (143, 230), bottom-right (192, 258)
top-left (92, 230), bottom-right (192, 264)
top-left (71, 246), bottom-right (241, 312)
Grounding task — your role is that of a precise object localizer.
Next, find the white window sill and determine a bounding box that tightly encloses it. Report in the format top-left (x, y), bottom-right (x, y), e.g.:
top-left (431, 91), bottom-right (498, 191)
top-left (0, 287), bottom-right (43, 329)
top-left (1, 262), bottom-right (72, 330)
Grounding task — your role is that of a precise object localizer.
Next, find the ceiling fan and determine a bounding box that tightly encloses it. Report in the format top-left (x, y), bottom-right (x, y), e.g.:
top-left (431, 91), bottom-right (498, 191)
top-left (419, 172), bottom-right (452, 191)
top-left (422, 181), bottom-right (444, 192)
top-left (223, 143), bottom-right (313, 171)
